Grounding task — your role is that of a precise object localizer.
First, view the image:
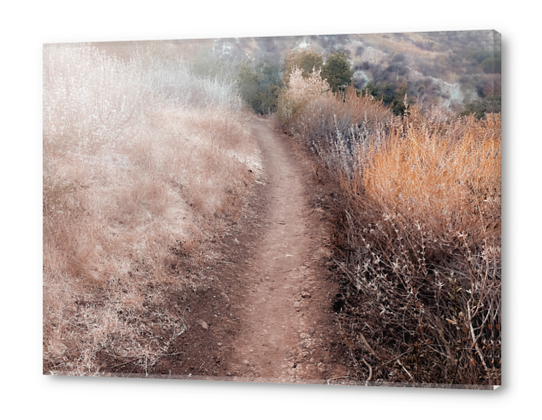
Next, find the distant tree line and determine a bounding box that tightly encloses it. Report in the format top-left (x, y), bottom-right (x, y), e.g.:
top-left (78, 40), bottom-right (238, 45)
top-left (189, 43), bottom-right (500, 119)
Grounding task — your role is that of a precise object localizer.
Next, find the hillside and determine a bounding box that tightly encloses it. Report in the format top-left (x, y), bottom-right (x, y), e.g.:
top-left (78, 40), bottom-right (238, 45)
top-left (116, 30), bottom-right (500, 111)
top-left (92, 31), bottom-right (500, 115)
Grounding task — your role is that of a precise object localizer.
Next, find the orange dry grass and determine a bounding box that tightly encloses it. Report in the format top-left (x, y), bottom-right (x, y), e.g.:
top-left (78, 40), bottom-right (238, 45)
top-left (337, 109), bottom-right (501, 386)
top-left (356, 109), bottom-right (501, 237)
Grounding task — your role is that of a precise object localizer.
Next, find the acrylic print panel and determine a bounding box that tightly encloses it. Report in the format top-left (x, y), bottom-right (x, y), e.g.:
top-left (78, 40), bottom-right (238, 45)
top-left (43, 30), bottom-right (501, 389)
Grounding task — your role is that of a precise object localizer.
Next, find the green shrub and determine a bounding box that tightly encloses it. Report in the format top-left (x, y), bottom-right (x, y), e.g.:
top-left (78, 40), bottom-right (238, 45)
top-left (322, 51), bottom-right (353, 93)
top-left (459, 95), bottom-right (501, 119)
top-left (480, 57), bottom-right (501, 74)
top-left (362, 81), bottom-right (416, 116)
top-left (236, 60), bottom-right (283, 114)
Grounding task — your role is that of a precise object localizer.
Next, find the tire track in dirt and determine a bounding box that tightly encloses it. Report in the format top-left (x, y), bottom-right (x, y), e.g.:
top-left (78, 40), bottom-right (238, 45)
top-left (218, 117), bottom-right (346, 383)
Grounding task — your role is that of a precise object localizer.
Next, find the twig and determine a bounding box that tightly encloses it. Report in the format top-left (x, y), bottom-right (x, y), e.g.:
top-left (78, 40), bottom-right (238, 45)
top-left (397, 359), bottom-right (414, 382)
top-left (182, 304), bottom-right (191, 318)
top-left (377, 350), bottom-right (411, 367)
top-left (467, 301), bottom-right (489, 373)
top-left (173, 324), bottom-right (187, 339)
top-left (362, 358), bottom-right (373, 385)
top-left (334, 258), bottom-right (359, 285)
top-left (109, 357), bottom-right (140, 369)
top-left (357, 332), bottom-right (376, 357)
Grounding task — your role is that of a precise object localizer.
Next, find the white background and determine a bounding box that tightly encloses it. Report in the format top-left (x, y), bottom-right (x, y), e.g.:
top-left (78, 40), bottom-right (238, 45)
top-left (1, 1), bottom-right (539, 418)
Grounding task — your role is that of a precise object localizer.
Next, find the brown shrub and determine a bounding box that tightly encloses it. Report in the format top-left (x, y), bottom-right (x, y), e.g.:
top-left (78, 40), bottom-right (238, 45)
top-left (279, 70), bottom-right (501, 386)
top-left (337, 111), bottom-right (501, 386)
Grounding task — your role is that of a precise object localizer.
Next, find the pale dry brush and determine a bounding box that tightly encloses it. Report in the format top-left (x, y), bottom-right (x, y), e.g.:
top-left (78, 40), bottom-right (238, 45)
top-left (276, 66), bottom-right (330, 125)
top-left (279, 84), bottom-right (393, 177)
top-left (43, 44), bottom-right (260, 375)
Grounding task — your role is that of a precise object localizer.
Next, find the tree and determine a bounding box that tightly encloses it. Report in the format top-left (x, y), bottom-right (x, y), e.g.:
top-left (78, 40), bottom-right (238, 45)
top-left (282, 48), bottom-right (324, 86)
top-left (236, 60), bottom-right (283, 114)
top-left (321, 51), bottom-right (354, 93)
top-left (361, 81), bottom-right (416, 116)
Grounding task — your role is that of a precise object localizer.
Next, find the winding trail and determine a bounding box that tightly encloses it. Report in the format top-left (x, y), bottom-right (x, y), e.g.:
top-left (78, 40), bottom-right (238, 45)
top-left (217, 117), bottom-right (345, 383)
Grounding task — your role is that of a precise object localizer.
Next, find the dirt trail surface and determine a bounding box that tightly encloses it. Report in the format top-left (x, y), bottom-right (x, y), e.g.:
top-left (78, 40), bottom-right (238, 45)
top-left (149, 117), bottom-right (347, 383)
top-left (213, 117), bottom-right (345, 383)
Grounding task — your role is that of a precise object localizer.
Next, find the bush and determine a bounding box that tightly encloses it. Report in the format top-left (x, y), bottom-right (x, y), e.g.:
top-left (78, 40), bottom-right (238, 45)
top-left (282, 47), bottom-right (324, 86)
top-left (279, 70), bottom-right (501, 385)
top-left (481, 57), bottom-right (501, 74)
top-left (362, 81), bottom-right (416, 116)
top-left (276, 66), bottom-right (330, 125)
top-left (322, 51), bottom-right (354, 93)
top-left (460, 95), bottom-right (501, 119)
top-left (335, 110), bottom-right (501, 386)
top-left (236, 60), bottom-right (283, 114)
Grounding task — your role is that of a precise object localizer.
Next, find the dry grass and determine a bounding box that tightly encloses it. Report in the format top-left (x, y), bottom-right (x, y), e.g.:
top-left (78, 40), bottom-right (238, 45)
top-left (339, 110), bottom-right (501, 386)
top-left (285, 86), bottom-right (391, 146)
top-left (280, 84), bottom-right (394, 177)
top-left (43, 44), bottom-right (260, 375)
top-left (277, 75), bottom-right (501, 386)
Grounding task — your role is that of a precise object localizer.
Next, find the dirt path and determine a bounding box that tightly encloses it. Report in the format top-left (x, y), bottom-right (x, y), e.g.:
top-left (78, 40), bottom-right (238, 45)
top-left (141, 116), bottom-right (347, 382)
top-left (215, 117), bottom-right (345, 383)
top-left (114, 116), bottom-right (347, 382)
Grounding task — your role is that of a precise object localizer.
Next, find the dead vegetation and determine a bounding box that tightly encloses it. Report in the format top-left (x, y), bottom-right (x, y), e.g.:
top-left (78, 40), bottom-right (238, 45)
top-left (277, 72), bottom-right (501, 387)
top-left (43, 44), bottom-right (260, 375)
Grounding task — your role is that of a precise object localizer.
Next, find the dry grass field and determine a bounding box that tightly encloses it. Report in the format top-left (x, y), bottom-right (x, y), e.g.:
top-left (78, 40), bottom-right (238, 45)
top-left (43, 44), bottom-right (260, 375)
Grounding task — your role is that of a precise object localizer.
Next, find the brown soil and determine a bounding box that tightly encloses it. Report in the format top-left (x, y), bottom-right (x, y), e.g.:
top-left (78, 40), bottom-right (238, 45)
top-left (215, 117), bottom-right (347, 383)
top-left (108, 116), bottom-right (348, 383)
